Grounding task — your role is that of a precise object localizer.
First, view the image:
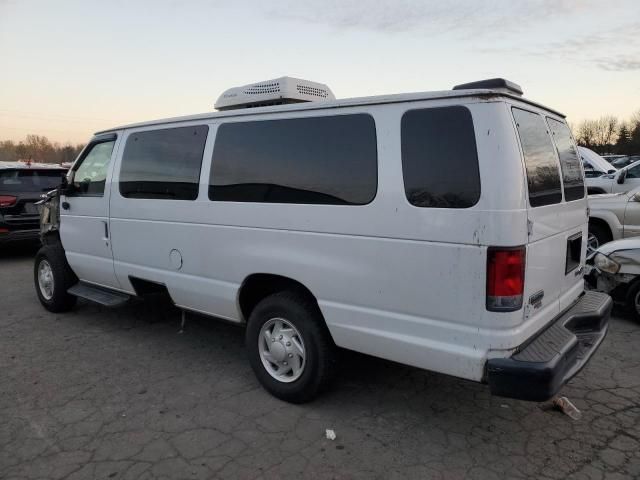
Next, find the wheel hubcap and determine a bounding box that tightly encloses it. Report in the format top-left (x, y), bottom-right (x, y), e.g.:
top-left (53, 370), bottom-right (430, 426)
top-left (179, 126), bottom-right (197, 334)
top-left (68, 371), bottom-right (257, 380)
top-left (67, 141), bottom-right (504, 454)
top-left (258, 317), bottom-right (306, 383)
top-left (38, 260), bottom-right (54, 300)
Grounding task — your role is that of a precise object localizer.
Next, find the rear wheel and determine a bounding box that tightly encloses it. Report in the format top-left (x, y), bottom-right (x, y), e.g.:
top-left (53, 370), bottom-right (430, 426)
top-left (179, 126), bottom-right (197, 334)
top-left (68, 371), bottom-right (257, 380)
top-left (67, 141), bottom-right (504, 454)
top-left (246, 291), bottom-right (335, 403)
top-left (34, 245), bottom-right (77, 313)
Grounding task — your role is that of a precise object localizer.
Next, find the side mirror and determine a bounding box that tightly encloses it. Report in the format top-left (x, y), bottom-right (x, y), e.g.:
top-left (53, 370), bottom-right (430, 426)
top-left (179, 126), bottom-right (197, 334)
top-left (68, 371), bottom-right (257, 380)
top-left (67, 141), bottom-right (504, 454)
top-left (60, 174), bottom-right (74, 196)
top-left (617, 170), bottom-right (628, 184)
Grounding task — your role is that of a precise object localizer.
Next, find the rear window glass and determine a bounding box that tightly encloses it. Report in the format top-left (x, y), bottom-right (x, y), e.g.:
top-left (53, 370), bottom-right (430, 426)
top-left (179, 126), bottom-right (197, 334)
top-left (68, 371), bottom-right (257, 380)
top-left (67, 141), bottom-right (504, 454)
top-left (512, 108), bottom-right (562, 207)
top-left (120, 125), bottom-right (208, 200)
top-left (547, 118), bottom-right (585, 201)
top-left (0, 169), bottom-right (65, 192)
top-left (401, 106), bottom-right (480, 208)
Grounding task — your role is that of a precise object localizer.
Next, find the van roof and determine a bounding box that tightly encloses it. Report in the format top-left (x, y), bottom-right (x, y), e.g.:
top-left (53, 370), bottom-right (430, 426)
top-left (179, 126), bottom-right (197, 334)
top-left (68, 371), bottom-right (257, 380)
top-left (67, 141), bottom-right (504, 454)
top-left (95, 88), bottom-right (565, 136)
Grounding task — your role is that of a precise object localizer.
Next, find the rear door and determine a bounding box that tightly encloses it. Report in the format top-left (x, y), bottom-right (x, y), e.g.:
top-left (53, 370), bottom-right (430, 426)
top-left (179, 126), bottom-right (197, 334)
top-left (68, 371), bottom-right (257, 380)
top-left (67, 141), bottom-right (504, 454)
top-left (60, 133), bottom-right (121, 289)
top-left (512, 107), bottom-right (587, 319)
top-left (546, 117), bottom-right (588, 306)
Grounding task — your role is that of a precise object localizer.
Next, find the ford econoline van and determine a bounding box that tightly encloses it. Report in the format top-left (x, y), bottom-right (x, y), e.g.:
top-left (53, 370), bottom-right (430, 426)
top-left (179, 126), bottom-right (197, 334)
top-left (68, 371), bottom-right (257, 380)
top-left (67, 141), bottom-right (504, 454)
top-left (35, 77), bottom-right (611, 403)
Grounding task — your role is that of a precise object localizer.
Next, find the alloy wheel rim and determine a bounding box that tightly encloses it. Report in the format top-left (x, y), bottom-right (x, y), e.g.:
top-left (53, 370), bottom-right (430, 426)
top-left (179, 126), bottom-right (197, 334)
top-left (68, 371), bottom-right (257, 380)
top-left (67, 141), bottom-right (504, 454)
top-left (258, 317), bottom-right (306, 383)
top-left (38, 260), bottom-right (54, 300)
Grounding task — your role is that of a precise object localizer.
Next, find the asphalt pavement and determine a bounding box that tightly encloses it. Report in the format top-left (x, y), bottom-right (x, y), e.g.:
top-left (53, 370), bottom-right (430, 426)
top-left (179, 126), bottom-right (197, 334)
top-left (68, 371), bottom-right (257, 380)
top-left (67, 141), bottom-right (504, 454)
top-left (1, 244), bottom-right (639, 479)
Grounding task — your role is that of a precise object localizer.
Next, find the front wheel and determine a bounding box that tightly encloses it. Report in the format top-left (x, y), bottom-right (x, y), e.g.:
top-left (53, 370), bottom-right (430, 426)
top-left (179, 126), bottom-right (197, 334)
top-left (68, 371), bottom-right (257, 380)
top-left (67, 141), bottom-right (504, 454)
top-left (246, 291), bottom-right (336, 403)
top-left (34, 245), bottom-right (77, 313)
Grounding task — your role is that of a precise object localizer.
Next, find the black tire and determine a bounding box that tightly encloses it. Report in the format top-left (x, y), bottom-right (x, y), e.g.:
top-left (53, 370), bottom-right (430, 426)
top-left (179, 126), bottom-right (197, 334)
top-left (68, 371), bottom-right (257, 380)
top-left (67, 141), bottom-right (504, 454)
top-left (588, 222), bottom-right (612, 250)
top-left (34, 244), bottom-right (78, 313)
top-left (625, 280), bottom-right (640, 323)
top-left (246, 291), bottom-right (336, 403)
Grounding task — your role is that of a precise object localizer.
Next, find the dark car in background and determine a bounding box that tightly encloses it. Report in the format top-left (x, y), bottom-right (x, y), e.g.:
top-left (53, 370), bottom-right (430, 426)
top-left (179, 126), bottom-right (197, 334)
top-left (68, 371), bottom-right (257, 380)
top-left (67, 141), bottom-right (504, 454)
top-left (0, 161), bottom-right (67, 245)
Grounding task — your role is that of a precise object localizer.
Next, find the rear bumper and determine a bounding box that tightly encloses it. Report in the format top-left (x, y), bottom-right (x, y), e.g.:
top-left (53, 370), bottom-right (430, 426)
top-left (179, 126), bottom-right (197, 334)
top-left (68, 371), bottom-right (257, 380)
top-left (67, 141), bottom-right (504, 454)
top-left (0, 227), bottom-right (40, 244)
top-left (486, 291), bottom-right (612, 402)
top-left (0, 214), bottom-right (40, 244)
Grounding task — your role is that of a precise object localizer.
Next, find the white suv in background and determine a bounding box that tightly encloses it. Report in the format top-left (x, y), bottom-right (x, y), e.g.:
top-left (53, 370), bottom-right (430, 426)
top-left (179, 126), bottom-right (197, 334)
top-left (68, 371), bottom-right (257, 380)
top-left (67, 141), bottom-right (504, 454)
top-left (34, 77), bottom-right (611, 403)
top-left (587, 160), bottom-right (640, 195)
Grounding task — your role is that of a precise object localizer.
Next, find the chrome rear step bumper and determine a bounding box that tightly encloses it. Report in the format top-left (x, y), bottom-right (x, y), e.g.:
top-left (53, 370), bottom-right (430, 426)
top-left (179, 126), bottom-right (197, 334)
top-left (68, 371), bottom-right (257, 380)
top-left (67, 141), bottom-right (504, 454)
top-left (487, 291), bottom-right (612, 402)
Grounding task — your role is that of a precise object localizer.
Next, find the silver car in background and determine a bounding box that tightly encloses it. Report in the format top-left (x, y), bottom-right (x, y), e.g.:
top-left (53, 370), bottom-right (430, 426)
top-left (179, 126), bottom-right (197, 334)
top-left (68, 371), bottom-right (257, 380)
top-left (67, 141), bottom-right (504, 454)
top-left (587, 237), bottom-right (640, 322)
top-left (588, 186), bottom-right (640, 250)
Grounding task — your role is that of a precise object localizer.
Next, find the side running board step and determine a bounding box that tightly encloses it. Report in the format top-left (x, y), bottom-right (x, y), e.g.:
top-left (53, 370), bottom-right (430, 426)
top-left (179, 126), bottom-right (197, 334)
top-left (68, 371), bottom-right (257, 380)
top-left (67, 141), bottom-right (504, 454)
top-left (67, 282), bottom-right (131, 307)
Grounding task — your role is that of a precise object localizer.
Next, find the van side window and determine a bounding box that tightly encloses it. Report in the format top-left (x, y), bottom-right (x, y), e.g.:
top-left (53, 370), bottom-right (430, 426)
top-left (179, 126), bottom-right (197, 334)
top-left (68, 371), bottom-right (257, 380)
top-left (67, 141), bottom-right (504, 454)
top-left (512, 108), bottom-right (562, 207)
top-left (547, 118), bottom-right (585, 201)
top-left (209, 114), bottom-right (377, 205)
top-left (401, 106), bottom-right (480, 208)
top-left (119, 125), bottom-right (208, 200)
top-left (72, 140), bottom-right (115, 196)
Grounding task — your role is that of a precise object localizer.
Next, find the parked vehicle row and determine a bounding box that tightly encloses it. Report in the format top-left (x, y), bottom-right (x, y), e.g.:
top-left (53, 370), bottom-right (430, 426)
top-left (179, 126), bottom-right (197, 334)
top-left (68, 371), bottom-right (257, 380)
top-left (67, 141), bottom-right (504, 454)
top-left (33, 77), bottom-right (611, 404)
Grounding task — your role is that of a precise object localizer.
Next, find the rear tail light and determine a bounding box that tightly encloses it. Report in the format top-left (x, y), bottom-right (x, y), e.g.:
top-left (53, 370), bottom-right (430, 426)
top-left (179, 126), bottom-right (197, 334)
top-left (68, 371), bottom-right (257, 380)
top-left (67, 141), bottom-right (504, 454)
top-left (486, 246), bottom-right (526, 312)
top-left (0, 195), bottom-right (17, 207)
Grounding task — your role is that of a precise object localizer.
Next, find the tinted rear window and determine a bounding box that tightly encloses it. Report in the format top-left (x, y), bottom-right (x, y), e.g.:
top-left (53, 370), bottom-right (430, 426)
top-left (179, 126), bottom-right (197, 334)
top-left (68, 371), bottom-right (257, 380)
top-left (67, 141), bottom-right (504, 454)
top-left (0, 169), bottom-right (65, 192)
top-left (120, 125), bottom-right (208, 200)
top-left (401, 106), bottom-right (480, 208)
top-left (547, 117), bottom-right (585, 201)
top-left (210, 114), bottom-right (377, 205)
top-left (512, 108), bottom-right (562, 207)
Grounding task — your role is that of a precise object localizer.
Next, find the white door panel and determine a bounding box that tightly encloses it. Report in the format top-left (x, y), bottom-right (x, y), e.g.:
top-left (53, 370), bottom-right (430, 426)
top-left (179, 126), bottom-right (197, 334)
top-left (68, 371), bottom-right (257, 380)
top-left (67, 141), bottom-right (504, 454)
top-left (60, 133), bottom-right (121, 289)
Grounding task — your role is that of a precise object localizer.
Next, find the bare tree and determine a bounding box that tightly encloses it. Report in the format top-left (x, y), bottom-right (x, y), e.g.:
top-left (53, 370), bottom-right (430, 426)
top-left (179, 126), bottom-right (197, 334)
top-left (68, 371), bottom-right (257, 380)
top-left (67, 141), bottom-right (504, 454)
top-left (575, 116), bottom-right (619, 153)
top-left (0, 135), bottom-right (84, 164)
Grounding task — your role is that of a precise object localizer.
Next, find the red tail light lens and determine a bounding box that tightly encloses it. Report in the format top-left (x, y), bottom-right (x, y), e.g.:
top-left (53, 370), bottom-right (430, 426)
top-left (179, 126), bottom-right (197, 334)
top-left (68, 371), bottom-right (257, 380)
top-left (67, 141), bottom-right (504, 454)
top-left (0, 195), bottom-right (17, 207)
top-left (487, 246), bottom-right (526, 312)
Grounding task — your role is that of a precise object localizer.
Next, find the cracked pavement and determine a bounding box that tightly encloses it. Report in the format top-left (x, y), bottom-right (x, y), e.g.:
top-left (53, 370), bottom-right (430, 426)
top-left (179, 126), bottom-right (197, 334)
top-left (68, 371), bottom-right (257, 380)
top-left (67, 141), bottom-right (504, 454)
top-left (1, 244), bottom-right (639, 479)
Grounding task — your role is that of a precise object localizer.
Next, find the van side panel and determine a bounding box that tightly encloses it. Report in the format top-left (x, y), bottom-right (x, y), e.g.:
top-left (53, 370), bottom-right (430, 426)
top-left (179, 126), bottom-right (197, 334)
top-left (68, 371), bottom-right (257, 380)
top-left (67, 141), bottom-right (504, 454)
top-left (106, 101), bottom-right (543, 382)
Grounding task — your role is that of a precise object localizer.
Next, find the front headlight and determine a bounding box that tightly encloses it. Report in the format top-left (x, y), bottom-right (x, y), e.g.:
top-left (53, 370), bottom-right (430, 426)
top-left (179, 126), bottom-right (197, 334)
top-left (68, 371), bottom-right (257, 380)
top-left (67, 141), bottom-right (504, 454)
top-left (594, 253), bottom-right (620, 274)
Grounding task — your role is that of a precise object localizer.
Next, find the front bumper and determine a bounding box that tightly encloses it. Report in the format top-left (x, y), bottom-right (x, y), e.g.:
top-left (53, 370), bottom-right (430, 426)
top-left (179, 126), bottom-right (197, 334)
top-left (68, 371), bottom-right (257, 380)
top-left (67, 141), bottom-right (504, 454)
top-left (487, 291), bottom-right (612, 402)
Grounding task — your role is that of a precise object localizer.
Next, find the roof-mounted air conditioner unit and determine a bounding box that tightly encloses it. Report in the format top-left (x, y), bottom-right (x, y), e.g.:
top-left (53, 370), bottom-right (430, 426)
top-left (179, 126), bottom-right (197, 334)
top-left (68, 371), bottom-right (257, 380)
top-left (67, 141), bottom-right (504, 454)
top-left (214, 76), bottom-right (336, 111)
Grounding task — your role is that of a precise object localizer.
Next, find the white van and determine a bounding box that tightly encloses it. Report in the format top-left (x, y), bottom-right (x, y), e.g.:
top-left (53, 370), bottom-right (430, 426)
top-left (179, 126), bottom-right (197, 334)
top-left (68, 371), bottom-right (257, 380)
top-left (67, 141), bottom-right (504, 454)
top-left (35, 77), bottom-right (611, 403)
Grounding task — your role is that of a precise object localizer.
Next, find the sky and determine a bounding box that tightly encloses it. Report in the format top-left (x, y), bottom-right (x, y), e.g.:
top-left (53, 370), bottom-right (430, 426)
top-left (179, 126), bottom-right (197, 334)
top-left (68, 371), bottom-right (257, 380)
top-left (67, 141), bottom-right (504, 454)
top-left (1, 0), bottom-right (639, 144)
